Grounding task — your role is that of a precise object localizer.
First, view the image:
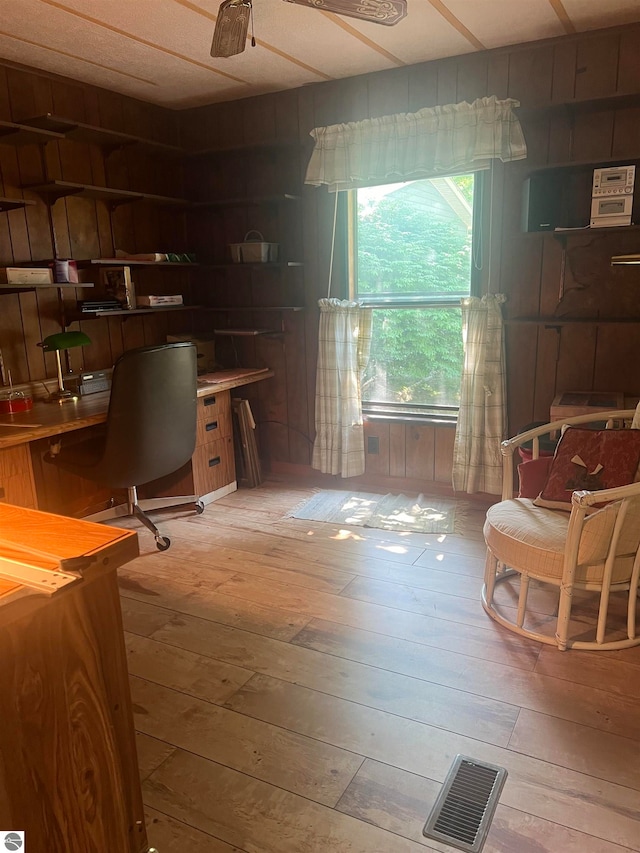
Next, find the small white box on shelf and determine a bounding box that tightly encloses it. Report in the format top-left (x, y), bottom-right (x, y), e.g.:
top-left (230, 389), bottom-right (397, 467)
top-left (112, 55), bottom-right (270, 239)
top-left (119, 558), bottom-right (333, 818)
top-left (0, 267), bottom-right (54, 285)
top-left (136, 294), bottom-right (183, 307)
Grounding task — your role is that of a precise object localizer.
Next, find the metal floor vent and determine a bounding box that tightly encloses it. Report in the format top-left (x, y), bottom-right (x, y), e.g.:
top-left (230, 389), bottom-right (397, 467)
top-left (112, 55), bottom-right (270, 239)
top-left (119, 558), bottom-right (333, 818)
top-left (423, 755), bottom-right (508, 853)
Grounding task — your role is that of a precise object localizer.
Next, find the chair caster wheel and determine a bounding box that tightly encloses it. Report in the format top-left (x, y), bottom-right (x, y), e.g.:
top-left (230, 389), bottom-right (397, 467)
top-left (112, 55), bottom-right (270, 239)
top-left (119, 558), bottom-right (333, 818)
top-left (156, 536), bottom-right (171, 551)
top-left (195, 499), bottom-right (205, 514)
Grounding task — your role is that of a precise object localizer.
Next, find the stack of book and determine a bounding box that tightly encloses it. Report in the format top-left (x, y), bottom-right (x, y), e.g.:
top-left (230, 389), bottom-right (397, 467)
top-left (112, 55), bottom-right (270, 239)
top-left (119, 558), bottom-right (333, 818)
top-left (136, 294), bottom-right (184, 307)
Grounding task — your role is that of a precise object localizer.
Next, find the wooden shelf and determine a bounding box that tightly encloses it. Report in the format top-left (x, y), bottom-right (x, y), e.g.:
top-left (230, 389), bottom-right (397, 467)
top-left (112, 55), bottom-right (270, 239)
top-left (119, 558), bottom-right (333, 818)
top-left (508, 317), bottom-right (640, 326)
top-left (203, 261), bottom-right (303, 270)
top-left (554, 224), bottom-right (640, 237)
top-left (202, 306), bottom-right (304, 311)
top-left (19, 114), bottom-right (184, 156)
top-left (522, 224), bottom-right (640, 237)
top-left (85, 258), bottom-right (198, 267)
top-left (517, 92), bottom-right (640, 121)
top-left (0, 282), bottom-right (94, 293)
top-left (192, 193), bottom-right (300, 209)
top-left (0, 197), bottom-right (36, 212)
top-left (23, 180), bottom-right (189, 207)
top-left (0, 119), bottom-right (64, 146)
top-left (73, 304), bottom-right (199, 319)
top-left (212, 328), bottom-right (277, 336)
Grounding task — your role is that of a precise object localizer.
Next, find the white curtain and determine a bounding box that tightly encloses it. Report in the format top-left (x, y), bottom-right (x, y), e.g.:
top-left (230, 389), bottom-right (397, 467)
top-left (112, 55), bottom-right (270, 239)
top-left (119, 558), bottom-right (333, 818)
top-left (305, 96), bottom-right (527, 192)
top-left (312, 299), bottom-right (373, 477)
top-left (452, 294), bottom-right (507, 495)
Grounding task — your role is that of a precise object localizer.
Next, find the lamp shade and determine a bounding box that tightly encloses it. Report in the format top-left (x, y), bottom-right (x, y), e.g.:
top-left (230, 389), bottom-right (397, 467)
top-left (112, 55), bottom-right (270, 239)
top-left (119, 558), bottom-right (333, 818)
top-left (40, 331), bottom-right (92, 351)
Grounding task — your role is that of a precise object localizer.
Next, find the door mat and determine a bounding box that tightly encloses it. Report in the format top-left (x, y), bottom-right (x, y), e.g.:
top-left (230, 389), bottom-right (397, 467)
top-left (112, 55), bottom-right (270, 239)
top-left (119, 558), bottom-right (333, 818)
top-left (288, 490), bottom-right (462, 534)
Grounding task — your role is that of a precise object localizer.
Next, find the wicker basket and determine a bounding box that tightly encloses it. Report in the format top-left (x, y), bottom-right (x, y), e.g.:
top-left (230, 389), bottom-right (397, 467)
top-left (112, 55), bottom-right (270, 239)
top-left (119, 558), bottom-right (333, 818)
top-left (229, 230), bottom-right (279, 263)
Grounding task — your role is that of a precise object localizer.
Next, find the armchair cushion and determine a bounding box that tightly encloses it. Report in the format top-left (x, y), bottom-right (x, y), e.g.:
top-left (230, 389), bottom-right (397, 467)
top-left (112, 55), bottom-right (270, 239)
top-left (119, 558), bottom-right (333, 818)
top-left (484, 498), bottom-right (639, 584)
top-left (517, 456), bottom-right (553, 498)
top-left (533, 427), bottom-right (640, 511)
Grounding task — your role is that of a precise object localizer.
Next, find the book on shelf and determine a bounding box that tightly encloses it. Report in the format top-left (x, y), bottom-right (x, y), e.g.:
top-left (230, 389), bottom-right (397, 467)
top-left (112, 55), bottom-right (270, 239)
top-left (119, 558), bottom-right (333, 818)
top-left (136, 294), bottom-right (183, 307)
top-left (78, 299), bottom-right (121, 312)
top-left (100, 265), bottom-right (135, 309)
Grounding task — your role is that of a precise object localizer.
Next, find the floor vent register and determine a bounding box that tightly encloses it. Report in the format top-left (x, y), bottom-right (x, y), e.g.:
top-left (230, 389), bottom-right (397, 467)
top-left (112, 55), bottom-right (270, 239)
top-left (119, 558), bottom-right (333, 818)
top-left (423, 755), bottom-right (507, 853)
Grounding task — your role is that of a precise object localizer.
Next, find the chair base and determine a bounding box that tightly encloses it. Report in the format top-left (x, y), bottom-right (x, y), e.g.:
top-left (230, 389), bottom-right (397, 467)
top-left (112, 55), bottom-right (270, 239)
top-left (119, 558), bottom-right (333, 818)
top-left (85, 487), bottom-right (204, 551)
top-left (482, 569), bottom-right (640, 652)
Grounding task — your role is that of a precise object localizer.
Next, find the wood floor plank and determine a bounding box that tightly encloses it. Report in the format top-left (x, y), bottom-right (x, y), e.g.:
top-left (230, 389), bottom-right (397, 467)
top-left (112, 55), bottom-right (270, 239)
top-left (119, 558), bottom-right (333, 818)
top-left (131, 675), bottom-right (364, 807)
top-left (338, 574), bottom-right (623, 639)
top-left (143, 517), bottom-right (451, 591)
top-left (149, 613), bottom-right (520, 745)
top-left (151, 575), bottom-right (540, 670)
top-left (126, 634), bottom-right (254, 705)
top-left (143, 748), bottom-right (437, 853)
top-left (118, 568), bottom-right (312, 641)
top-left (114, 479), bottom-right (640, 850)
top-left (126, 540), bottom-right (356, 595)
top-left (292, 619), bottom-right (640, 739)
top-left (336, 758), bottom-right (635, 853)
top-left (222, 674), bottom-right (640, 850)
top-left (136, 733), bottom-right (176, 782)
top-left (535, 646), bottom-right (640, 699)
top-left (154, 508), bottom-right (491, 593)
top-left (120, 595), bottom-right (176, 637)
top-left (508, 709), bottom-right (640, 791)
top-left (144, 806), bottom-right (248, 852)
top-left (216, 572), bottom-right (544, 636)
top-left (170, 514), bottom-right (427, 565)
top-left (202, 506), bottom-right (490, 561)
top-left (211, 498), bottom-right (487, 552)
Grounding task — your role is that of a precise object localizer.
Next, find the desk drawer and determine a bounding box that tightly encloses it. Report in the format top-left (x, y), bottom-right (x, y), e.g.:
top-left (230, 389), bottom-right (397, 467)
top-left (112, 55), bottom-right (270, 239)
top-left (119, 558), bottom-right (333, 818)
top-left (197, 389), bottom-right (230, 422)
top-left (196, 406), bottom-right (232, 445)
top-left (192, 436), bottom-right (235, 495)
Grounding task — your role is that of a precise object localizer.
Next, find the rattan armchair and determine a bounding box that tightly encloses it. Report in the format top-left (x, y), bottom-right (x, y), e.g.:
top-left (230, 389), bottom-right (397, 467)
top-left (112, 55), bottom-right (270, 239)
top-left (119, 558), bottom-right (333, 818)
top-left (482, 409), bottom-right (640, 651)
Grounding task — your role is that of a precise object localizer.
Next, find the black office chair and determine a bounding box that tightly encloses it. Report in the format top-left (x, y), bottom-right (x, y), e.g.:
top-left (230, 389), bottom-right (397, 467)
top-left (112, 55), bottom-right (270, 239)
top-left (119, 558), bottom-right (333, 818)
top-left (47, 342), bottom-right (203, 550)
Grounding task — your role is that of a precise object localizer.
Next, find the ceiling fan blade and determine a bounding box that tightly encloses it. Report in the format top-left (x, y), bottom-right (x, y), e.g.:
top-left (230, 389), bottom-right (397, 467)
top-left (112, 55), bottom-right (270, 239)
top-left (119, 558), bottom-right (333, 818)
top-left (211, 0), bottom-right (252, 58)
top-left (283, 0), bottom-right (407, 26)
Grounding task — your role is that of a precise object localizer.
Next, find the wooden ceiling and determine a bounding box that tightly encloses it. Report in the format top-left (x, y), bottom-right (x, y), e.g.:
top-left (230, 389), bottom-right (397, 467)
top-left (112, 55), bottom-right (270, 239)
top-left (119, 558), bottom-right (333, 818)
top-left (0, 0), bottom-right (639, 108)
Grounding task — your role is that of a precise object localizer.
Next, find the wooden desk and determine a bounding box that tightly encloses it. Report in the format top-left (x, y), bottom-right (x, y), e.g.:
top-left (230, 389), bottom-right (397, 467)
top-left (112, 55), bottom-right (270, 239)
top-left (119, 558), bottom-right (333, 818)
top-left (0, 367), bottom-right (273, 513)
top-left (0, 504), bottom-right (147, 852)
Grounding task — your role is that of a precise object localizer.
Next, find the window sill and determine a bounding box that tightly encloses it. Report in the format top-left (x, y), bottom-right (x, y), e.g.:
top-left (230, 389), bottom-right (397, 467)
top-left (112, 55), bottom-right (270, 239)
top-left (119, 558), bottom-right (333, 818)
top-left (364, 412), bottom-right (458, 427)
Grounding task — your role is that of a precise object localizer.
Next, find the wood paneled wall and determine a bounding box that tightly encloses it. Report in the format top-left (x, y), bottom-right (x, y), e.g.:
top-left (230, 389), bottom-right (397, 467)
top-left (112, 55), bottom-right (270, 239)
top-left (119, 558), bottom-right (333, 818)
top-left (180, 23), bottom-right (640, 482)
top-left (4, 23), bottom-right (640, 488)
top-left (0, 61), bottom-right (192, 386)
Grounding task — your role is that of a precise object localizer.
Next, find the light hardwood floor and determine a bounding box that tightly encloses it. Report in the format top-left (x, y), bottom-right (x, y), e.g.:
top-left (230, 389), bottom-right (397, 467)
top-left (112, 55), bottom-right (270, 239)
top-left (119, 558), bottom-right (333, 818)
top-left (117, 479), bottom-right (640, 853)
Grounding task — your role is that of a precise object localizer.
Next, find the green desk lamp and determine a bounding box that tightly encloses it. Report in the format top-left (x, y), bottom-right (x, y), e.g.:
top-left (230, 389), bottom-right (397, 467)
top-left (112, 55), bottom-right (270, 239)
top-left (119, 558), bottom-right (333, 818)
top-left (39, 331), bottom-right (91, 403)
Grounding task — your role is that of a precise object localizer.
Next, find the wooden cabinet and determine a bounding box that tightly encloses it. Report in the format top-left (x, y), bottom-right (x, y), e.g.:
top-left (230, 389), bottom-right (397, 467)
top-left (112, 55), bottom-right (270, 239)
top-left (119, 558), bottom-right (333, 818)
top-left (0, 504), bottom-right (147, 853)
top-left (193, 389), bottom-right (236, 500)
top-left (0, 445), bottom-right (36, 507)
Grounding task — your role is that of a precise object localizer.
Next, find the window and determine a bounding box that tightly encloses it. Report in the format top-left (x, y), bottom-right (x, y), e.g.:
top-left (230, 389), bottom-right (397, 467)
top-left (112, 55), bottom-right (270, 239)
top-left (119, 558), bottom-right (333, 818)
top-left (348, 173), bottom-right (479, 419)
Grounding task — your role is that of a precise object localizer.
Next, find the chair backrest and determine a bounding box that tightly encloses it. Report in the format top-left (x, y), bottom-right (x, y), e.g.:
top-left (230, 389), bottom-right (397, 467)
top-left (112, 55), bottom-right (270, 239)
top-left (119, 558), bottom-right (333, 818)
top-left (101, 342), bottom-right (197, 488)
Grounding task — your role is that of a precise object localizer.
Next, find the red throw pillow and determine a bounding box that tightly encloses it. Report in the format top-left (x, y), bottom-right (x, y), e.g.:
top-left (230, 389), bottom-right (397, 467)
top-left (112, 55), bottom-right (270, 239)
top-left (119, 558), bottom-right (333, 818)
top-left (534, 427), bottom-right (640, 510)
top-left (518, 456), bottom-right (553, 498)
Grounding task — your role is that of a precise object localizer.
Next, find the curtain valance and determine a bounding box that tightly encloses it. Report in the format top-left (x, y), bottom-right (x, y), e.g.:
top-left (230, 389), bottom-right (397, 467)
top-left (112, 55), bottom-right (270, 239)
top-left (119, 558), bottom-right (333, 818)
top-left (305, 96), bottom-right (527, 192)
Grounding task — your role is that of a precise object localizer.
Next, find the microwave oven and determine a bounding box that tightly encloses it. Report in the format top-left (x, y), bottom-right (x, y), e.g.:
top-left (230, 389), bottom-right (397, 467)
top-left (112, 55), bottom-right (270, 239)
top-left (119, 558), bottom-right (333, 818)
top-left (590, 194), bottom-right (633, 227)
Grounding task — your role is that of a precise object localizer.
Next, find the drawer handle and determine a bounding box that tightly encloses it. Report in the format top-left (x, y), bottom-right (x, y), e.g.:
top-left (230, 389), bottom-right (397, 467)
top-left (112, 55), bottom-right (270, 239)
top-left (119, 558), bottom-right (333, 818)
top-left (205, 420), bottom-right (218, 432)
top-left (203, 395), bottom-right (217, 407)
top-left (208, 456), bottom-right (221, 468)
